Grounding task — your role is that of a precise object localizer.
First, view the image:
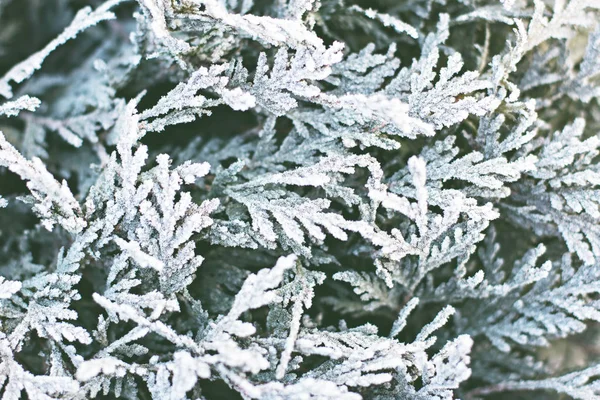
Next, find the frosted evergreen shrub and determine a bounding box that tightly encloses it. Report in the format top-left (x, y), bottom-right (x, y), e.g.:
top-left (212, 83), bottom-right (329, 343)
top-left (0, 0), bottom-right (599, 398)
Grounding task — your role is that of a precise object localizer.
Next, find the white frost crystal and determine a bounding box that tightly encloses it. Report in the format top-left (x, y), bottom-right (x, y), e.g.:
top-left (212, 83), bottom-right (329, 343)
top-left (0, 0), bottom-right (599, 399)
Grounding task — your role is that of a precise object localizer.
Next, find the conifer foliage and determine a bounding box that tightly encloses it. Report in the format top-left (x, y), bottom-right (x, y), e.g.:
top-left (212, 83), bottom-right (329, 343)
top-left (0, 0), bottom-right (600, 399)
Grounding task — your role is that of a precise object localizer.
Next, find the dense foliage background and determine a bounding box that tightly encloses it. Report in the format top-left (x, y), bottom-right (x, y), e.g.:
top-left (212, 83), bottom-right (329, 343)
top-left (0, 0), bottom-right (599, 399)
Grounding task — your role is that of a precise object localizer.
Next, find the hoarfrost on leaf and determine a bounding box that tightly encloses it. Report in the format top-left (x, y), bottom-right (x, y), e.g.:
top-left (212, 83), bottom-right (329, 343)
top-left (0, 0), bottom-right (599, 399)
